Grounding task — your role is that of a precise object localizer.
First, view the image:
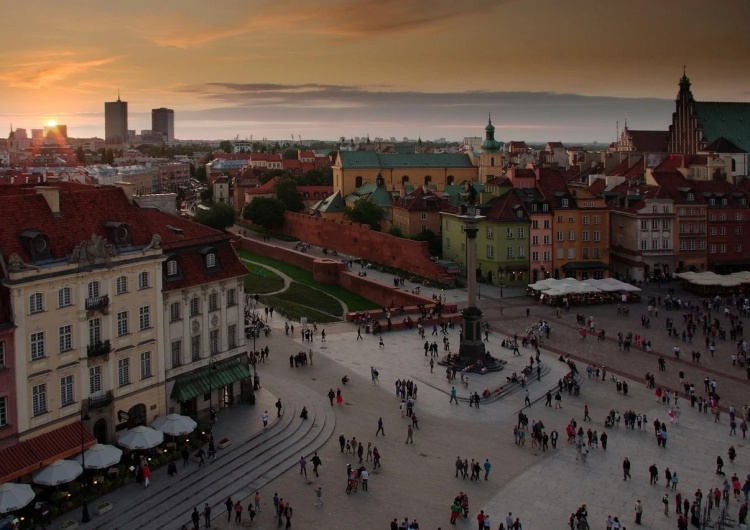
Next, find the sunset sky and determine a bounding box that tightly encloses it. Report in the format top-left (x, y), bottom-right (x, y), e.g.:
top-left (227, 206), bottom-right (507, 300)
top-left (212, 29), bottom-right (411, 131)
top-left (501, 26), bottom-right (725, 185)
top-left (1, 0), bottom-right (749, 143)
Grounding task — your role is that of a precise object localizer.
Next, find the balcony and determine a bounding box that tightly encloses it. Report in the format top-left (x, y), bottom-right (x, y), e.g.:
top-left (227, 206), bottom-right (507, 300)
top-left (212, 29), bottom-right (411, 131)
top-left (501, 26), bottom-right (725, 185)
top-left (88, 390), bottom-right (114, 410)
top-left (87, 340), bottom-right (112, 358)
top-left (85, 295), bottom-right (110, 312)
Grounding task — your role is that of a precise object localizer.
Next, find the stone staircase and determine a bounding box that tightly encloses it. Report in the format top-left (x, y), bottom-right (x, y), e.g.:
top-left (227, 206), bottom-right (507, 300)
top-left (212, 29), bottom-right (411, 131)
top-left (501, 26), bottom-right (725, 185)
top-left (86, 374), bottom-right (335, 530)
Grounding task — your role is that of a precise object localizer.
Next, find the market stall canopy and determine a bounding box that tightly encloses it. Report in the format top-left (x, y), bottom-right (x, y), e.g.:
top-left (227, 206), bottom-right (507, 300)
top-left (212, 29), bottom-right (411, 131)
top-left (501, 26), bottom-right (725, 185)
top-left (73, 444), bottom-right (123, 470)
top-left (117, 426), bottom-right (164, 450)
top-left (32, 459), bottom-right (83, 486)
top-left (0, 483), bottom-right (35, 514)
top-left (151, 414), bottom-right (197, 437)
top-left (677, 271), bottom-right (745, 287)
top-left (0, 421), bottom-right (95, 484)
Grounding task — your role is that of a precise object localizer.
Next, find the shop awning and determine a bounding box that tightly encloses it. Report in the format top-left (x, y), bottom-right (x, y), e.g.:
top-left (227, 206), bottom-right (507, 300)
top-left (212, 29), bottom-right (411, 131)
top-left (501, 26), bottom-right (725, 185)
top-left (170, 357), bottom-right (250, 402)
top-left (0, 421), bottom-right (96, 484)
top-left (562, 261), bottom-right (608, 271)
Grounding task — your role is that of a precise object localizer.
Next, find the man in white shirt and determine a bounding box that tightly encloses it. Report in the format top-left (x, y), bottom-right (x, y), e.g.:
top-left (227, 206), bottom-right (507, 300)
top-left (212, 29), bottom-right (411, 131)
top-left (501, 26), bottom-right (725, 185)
top-left (360, 469), bottom-right (369, 491)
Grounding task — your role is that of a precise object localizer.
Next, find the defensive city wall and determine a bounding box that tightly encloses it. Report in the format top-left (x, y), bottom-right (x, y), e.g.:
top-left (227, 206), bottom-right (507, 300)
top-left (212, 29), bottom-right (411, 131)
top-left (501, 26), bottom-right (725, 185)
top-left (234, 212), bottom-right (455, 309)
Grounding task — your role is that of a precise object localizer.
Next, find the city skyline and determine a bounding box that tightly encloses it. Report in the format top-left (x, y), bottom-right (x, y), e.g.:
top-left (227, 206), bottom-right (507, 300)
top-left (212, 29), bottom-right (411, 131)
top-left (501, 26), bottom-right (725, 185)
top-left (1, 0), bottom-right (749, 143)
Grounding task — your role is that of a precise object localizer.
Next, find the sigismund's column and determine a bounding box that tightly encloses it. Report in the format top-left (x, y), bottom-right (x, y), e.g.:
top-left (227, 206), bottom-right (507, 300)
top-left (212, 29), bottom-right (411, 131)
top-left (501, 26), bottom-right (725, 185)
top-left (458, 202), bottom-right (486, 362)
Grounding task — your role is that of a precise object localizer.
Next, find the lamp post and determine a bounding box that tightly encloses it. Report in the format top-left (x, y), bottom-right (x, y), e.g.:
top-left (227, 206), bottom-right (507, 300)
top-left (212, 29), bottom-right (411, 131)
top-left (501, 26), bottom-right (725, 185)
top-left (80, 403), bottom-right (91, 523)
top-left (498, 267), bottom-right (506, 298)
top-left (208, 357), bottom-right (217, 433)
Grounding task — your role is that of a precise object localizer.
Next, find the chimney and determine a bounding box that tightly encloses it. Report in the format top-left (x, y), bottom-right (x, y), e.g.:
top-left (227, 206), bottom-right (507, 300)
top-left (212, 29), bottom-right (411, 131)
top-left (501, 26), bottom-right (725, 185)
top-left (35, 186), bottom-right (60, 214)
top-left (116, 181), bottom-right (136, 202)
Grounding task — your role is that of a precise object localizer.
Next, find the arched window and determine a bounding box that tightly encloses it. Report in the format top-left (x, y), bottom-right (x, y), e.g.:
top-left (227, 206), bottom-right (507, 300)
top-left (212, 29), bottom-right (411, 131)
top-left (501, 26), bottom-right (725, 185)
top-left (401, 176), bottom-right (410, 186)
top-left (138, 272), bottom-right (150, 289)
top-left (424, 176), bottom-right (432, 185)
top-left (58, 287), bottom-right (72, 308)
top-left (355, 176), bottom-right (363, 188)
top-left (490, 157), bottom-right (495, 166)
top-left (116, 276), bottom-right (128, 295)
top-left (446, 175), bottom-right (455, 186)
top-left (87, 281), bottom-right (101, 300)
top-left (29, 293), bottom-right (44, 314)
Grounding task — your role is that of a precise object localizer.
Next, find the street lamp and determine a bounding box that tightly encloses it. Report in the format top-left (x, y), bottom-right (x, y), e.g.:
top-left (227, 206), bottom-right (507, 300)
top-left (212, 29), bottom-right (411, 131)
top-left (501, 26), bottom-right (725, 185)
top-left (208, 357), bottom-right (217, 433)
top-left (80, 403), bottom-right (91, 523)
top-left (498, 267), bottom-right (506, 297)
top-left (251, 325), bottom-right (259, 390)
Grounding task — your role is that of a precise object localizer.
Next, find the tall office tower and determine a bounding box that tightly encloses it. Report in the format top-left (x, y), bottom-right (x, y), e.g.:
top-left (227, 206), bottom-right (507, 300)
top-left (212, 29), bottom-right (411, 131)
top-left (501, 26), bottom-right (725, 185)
top-left (151, 107), bottom-right (174, 143)
top-left (105, 95), bottom-right (128, 145)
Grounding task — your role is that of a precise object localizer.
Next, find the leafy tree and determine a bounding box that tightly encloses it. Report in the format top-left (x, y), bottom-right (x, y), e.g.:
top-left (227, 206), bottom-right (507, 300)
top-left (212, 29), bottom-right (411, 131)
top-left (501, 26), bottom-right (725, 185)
top-left (345, 199), bottom-right (384, 231)
top-left (189, 163), bottom-right (196, 178)
top-left (242, 197), bottom-right (286, 230)
top-left (276, 179), bottom-right (305, 213)
top-left (195, 164), bottom-right (207, 182)
top-left (200, 188), bottom-right (213, 203)
top-left (219, 140), bottom-right (233, 154)
top-left (412, 229), bottom-right (442, 257)
top-left (298, 166), bottom-right (333, 186)
top-left (193, 202), bottom-right (235, 231)
top-left (387, 226), bottom-right (404, 238)
top-left (75, 146), bottom-right (86, 164)
top-left (104, 148), bottom-right (115, 165)
top-left (282, 148), bottom-right (298, 160)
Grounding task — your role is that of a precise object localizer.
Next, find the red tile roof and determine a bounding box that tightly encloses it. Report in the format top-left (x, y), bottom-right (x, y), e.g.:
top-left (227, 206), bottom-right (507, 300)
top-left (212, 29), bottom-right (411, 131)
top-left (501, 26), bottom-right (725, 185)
top-left (0, 421), bottom-right (96, 483)
top-left (626, 130), bottom-right (670, 152)
top-left (138, 209), bottom-right (247, 290)
top-left (392, 186), bottom-right (451, 212)
top-left (0, 186), bottom-right (153, 262)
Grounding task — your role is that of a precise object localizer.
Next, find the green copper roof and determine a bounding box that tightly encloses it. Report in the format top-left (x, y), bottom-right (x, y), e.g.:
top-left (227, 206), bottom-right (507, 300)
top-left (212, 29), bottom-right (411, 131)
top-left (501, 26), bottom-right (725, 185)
top-left (694, 102), bottom-right (750, 155)
top-left (338, 151), bottom-right (474, 169)
top-left (345, 182), bottom-right (393, 208)
top-left (311, 190), bottom-right (345, 213)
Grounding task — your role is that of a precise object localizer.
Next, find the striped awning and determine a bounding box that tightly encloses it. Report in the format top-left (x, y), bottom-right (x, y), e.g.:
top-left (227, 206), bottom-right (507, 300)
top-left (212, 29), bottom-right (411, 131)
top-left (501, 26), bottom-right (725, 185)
top-left (170, 357), bottom-right (250, 402)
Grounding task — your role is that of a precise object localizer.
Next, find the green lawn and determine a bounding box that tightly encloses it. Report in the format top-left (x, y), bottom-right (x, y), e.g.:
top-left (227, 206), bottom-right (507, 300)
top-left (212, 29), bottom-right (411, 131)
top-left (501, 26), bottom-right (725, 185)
top-left (259, 295), bottom-right (340, 324)
top-left (239, 250), bottom-right (379, 312)
top-left (242, 263), bottom-right (285, 294)
top-left (274, 283), bottom-right (343, 316)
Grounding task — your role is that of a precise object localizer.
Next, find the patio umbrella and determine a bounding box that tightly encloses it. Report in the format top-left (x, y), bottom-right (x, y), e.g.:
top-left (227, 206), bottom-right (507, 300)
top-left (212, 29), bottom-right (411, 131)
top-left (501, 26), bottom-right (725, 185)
top-left (151, 414), bottom-right (197, 437)
top-left (117, 426), bottom-right (164, 450)
top-left (73, 444), bottom-right (123, 470)
top-left (0, 482), bottom-right (35, 514)
top-left (32, 459), bottom-right (83, 486)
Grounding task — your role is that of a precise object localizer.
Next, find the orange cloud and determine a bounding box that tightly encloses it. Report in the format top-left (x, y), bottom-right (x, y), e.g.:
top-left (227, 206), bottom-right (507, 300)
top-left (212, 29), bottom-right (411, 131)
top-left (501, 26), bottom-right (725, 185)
top-left (0, 55), bottom-right (118, 90)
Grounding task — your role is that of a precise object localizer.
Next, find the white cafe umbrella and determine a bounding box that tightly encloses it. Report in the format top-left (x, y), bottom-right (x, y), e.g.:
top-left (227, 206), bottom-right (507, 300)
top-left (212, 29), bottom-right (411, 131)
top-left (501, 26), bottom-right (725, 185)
top-left (117, 425), bottom-right (164, 450)
top-left (0, 482), bottom-right (35, 514)
top-left (73, 444), bottom-right (123, 470)
top-left (32, 459), bottom-right (83, 486)
top-left (151, 414), bottom-right (197, 437)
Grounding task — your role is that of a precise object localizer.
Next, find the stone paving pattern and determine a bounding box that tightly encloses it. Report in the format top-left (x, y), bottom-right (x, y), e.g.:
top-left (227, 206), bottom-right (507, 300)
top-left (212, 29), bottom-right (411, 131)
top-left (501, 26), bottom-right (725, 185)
top-left (61, 237), bottom-right (749, 530)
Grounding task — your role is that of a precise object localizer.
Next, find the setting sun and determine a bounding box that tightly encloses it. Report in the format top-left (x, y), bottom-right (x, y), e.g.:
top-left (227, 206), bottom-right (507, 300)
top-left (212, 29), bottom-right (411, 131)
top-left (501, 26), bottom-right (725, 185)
top-left (46, 119), bottom-right (57, 127)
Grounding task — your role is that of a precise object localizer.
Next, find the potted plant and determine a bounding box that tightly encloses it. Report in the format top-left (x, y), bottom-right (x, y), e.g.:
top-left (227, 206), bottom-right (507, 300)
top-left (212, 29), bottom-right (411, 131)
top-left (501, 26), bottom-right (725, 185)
top-left (217, 437), bottom-right (231, 449)
top-left (94, 501), bottom-right (113, 515)
top-left (60, 519), bottom-right (78, 530)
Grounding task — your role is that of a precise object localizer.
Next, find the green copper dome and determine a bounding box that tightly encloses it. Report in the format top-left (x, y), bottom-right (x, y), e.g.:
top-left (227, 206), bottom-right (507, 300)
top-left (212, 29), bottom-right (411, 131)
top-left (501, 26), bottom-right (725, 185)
top-left (482, 115), bottom-right (501, 151)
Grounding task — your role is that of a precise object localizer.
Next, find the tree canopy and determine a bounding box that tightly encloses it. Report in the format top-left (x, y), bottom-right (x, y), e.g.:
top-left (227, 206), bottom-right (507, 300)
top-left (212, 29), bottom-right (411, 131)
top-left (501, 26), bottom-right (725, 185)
top-left (282, 148), bottom-right (298, 160)
top-left (344, 199), bottom-right (384, 231)
top-left (219, 140), bottom-right (233, 154)
top-left (193, 202), bottom-right (235, 231)
top-left (276, 179), bottom-right (305, 213)
top-left (242, 197), bottom-right (287, 230)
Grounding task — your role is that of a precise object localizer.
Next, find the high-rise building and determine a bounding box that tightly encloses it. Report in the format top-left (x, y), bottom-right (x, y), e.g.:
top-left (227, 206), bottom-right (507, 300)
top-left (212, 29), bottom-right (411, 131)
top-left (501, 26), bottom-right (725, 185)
top-left (105, 95), bottom-right (128, 145)
top-left (151, 107), bottom-right (174, 143)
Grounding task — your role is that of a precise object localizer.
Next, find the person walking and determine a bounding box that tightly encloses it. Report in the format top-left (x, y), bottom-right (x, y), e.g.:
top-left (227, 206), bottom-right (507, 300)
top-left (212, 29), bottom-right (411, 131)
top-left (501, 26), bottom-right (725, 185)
top-left (406, 424), bottom-right (414, 444)
top-left (314, 486), bottom-right (323, 507)
top-left (623, 457), bottom-right (632, 480)
top-left (262, 410), bottom-right (269, 429)
top-left (181, 444), bottom-right (190, 467)
top-left (634, 499), bottom-right (643, 525)
top-left (197, 447), bottom-right (205, 467)
top-left (225, 497), bottom-right (233, 523)
top-left (234, 500), bottom-right (243, 523)
top-left (584, 404), bottom-right (591, 421)
top-left (376, 417), bottom-right (385, 436)
top-left (525, 388), bottom-right (531, 407)
top-left (450, 386), bottom-right (459, 404)
top-left (483, 459), bottom-right (491, 480)
top-left (299, 455), bottom-right (307, 478)
top-left (275, 399), bottom-right (282, 417)
top-left (662, 494), bottom-right (669, 516)
top-left (191, 507), bottom-right (200, 530)
top-left (202, 503), bottom-right (211, 529)
top-left (311, 452), bottom-right (322, 477)
top-left (361, 468), bottom-right (369, 491)
top-left (327, 388), bottom-right (335, 406)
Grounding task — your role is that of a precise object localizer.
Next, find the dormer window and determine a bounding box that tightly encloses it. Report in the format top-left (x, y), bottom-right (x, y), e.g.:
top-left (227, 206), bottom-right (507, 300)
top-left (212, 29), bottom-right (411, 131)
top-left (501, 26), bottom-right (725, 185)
top-left (103, 221), bottom-right (132, 246)
top-left (561, 199), bottom-right (569, 207)
top-left (166, 260), bottom-right (178, 277)
top-left (206, 253), bottom-right (216, 268)
top-left (19, 230), bottom-right (52, 261)
top-left (709, 198), bottom-right (715, 206)
top-left (542, 204), bottom-right (548, 212)
top-left (722, 198), bottom-right (728, 206)
top-left (687, 192), bottom-right (694, 201)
